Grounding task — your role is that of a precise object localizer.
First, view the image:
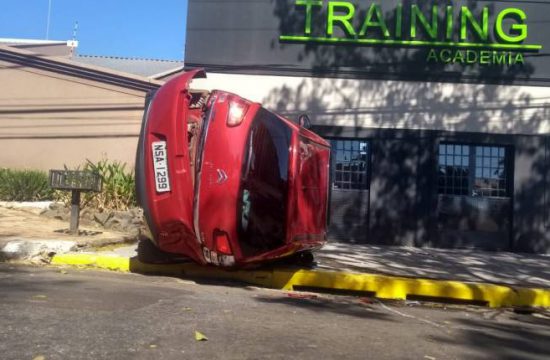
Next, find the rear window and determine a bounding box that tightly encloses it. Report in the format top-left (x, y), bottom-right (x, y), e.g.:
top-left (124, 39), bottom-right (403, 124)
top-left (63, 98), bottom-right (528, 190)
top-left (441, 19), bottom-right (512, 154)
top-left (238, 109), bottom-right (292, 257)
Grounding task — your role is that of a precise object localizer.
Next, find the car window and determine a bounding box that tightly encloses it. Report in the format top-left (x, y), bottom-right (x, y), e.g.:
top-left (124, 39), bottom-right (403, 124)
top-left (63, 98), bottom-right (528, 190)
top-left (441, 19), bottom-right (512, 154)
top-left (238, 108), bottom-right (291, 257)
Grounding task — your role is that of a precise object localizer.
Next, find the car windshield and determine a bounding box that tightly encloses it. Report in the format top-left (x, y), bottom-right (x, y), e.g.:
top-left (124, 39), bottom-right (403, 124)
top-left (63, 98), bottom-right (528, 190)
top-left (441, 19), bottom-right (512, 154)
top-left (238, 108), bottom-right (292, 257)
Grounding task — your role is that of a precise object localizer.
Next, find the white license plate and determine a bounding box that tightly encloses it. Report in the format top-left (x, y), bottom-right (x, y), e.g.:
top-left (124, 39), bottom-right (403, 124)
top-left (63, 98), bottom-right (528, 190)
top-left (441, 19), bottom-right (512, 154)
top-left (152, 141), bottom-right (171, 193)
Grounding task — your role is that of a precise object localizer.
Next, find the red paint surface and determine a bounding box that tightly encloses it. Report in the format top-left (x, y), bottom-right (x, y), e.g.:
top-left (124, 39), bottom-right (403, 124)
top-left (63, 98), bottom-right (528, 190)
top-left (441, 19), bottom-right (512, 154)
top-left (138, 70), bottom-right (330, 267)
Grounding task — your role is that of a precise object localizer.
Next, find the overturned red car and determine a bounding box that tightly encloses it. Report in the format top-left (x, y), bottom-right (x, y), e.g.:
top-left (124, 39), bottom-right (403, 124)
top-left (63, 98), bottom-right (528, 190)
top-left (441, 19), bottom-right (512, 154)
top-left (136, 69), bottom-right (330, 268)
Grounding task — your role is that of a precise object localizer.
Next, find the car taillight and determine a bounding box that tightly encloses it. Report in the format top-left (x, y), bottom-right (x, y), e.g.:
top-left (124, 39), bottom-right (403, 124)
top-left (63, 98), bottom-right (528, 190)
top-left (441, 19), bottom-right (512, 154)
top-left (214, 231), bottom-right (232, 255)
top-left (226, 96), bottom-right (249, 127)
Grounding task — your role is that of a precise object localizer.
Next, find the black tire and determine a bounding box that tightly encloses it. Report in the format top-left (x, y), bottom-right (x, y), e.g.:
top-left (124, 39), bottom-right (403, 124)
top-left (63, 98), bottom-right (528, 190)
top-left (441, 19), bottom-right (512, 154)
top-left (297, 251), bottom-right (315, 265)
top-left (274, 250), bottom-right (317, 268)
top-left (136, 235), bottom-right (191, 264)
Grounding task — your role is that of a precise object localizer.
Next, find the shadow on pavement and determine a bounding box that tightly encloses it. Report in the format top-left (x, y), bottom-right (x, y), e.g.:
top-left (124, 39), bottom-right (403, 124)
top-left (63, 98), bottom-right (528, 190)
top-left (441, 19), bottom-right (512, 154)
top-left (317, 242), bottom-right (550, 288)
top-left (254, 293), bottom-right (395, 321)
top-left (430, 316), bottom-right (550, 360)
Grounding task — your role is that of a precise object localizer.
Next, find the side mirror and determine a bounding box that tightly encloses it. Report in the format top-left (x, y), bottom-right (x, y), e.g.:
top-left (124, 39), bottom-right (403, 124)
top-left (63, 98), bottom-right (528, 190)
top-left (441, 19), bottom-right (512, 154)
top-left (298, 114), bottom-right (312, 129)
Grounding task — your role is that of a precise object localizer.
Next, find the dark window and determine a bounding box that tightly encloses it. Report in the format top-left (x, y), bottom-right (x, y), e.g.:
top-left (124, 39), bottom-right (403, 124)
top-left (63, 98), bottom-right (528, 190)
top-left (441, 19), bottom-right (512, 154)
top-left (474, 146), bottom-right (508, 197)
top-left (438, 144), bottom-right (470, 196)
top-left (238, 109), bottom-right (291, 257)
top-left (438, 143), bottom-right (510, 198)
top-left (330, 140), bottom-right (369, 190)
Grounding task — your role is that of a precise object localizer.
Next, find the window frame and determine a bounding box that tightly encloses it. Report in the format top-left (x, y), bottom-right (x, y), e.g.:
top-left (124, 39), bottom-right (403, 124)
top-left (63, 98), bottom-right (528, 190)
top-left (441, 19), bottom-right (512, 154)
top-left (437, 142), bottom-right (512, 199)
top-left (329, 138), bottom-right (371, 192)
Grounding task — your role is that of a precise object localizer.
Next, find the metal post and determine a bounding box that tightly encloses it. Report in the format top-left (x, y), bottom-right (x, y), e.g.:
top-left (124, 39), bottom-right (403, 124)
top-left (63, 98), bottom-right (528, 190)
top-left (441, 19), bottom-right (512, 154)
top-left (46, 0), bottom-right (52, 40)
top-left (70, 190), bottom-right (81, 234)
top-left (49, 169), bottom-right (101, 235)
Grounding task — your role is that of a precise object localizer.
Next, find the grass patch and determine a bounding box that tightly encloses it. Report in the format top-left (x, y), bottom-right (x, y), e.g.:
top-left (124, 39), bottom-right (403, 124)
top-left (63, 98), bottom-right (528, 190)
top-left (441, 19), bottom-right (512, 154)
top-left (0, 168), bottom-right (54, 201)
top-left (1, 158), bottom-right (137, 211)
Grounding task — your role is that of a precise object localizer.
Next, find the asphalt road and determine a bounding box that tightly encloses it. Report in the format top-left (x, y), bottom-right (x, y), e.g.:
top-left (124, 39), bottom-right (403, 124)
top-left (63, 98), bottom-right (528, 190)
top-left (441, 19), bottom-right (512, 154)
top-left (0, 264), bottom-right (549, 360)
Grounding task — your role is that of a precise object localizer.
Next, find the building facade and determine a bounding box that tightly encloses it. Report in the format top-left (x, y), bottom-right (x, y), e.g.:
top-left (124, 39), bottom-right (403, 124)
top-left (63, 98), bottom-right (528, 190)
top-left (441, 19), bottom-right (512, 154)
top-left (0, 44), bottom-right (162, 171)
top-left (185, 0), bottom-right (550, 253)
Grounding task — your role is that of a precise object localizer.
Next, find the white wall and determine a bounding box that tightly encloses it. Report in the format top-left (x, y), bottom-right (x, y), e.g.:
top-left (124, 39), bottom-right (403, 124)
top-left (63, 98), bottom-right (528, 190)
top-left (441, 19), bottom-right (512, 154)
top-left (192, 73), bottom-right (550, 136)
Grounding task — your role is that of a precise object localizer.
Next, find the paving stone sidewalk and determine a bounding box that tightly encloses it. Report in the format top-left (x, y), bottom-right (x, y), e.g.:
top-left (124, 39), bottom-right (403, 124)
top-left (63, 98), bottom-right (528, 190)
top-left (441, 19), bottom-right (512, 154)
top-left (316, 242), bottom-right (550, 289)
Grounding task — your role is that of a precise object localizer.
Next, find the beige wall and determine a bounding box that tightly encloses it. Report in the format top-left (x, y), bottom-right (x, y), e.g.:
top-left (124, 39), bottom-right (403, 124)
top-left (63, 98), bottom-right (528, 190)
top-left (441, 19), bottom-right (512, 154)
top-left (192, 73), bottom-right (550, 136)
top-left (0, 60), bottom-right (146, 171)
top-left (11, 43), bottom-right (73, 58)
top-left (3, 63), bottom-right (548, 170)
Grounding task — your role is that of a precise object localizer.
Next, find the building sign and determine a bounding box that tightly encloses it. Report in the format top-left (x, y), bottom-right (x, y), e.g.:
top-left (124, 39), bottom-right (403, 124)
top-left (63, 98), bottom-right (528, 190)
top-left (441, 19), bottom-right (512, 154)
top-left (185, 0), bottom-right (550, 84)
top-left (280, 1), bottom-right (542, 66)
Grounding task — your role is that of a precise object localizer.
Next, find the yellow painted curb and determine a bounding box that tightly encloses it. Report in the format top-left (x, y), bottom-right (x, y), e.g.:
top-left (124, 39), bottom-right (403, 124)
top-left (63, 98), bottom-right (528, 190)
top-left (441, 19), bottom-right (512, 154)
top-left (52, 253), bottom-right (130, 272)
top-left (51, 253), bottom-right (550, 308)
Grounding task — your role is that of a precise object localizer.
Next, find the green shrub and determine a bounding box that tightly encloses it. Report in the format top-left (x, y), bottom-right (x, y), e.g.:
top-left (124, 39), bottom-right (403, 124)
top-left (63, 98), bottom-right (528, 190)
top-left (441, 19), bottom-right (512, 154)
top-left (85, 159), bottom-right (136, 211)
top-left (54, 159), bottom-right (137, 211)
top-left (0, 168), bottom-right (54, 201)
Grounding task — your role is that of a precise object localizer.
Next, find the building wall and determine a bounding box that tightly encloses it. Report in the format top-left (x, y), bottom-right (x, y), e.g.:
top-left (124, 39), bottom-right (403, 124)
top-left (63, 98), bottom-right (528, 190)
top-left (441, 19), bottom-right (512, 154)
top-left (321, 127), bottom-right (550, 254)
top-left (0, 60), bottom-right (147, 170)
top-left (186, 0), bottom-right (550, 86)
top-left (10, 43), bottom-right (73, 57)
top-left (192, 72), bottom-right (550, 136)
top-left (185, 0), bottom-right (550, 252)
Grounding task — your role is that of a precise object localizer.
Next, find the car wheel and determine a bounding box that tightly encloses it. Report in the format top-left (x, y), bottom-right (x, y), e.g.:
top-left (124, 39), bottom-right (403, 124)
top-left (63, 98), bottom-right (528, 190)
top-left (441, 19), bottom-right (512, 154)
top-left (275, 250), bottom-right (316, 268)
top-left (296, 251), bottom-right (316, 266)
top-left (137, 235), bottom-right (191, 264)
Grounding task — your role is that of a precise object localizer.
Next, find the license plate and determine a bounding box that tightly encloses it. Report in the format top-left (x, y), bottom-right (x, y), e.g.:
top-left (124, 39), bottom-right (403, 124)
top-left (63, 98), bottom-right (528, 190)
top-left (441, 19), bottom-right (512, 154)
top-left (152, 141), bottom-right (171, 193)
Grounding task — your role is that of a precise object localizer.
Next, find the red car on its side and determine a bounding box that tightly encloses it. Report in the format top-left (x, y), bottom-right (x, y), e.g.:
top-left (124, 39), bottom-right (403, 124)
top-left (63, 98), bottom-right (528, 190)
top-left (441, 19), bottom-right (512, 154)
top-left (135, 69), bottom-right (330, 268)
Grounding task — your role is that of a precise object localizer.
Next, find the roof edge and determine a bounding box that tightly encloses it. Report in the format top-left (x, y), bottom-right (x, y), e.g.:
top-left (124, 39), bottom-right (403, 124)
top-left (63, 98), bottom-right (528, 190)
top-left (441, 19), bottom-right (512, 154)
top-left (0, 45), bottom-right (164, 92)
top-left (77, 54), bottom-right (183, 63)
top-left (150, 65), bottom-right (185, 79)
top-left (0, 38), bottom-right (69, 45)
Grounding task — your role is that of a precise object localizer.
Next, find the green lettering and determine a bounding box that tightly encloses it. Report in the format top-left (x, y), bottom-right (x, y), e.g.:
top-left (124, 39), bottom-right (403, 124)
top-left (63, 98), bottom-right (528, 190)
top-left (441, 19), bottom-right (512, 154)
top-left (426, 48), bottom-right (438, 62)
top-left (495, 8), bottom-right (528, 43)
top-left (514, 52), bottom-right (525, 64)
top-left (411, 5), bottom-right (438, 39)
top-left (461, 7), bottom-right (489, 41)
top-left (395, 3), bottom-right (403, 38)
top-left (480, 50), bottom-right (490, 64)
top-left (453, 50), bottom-right (465, 63)
top-left (327, 2), bottom-right (356, 37)
top-left (296, 0), bottom-right (323, 35)
top-left (493, 52), bottom-right (507, 65)
top-left (359, 4), bottom-right (390, 37)
top-left (466, 50), bottom-right (478, 64)
top-left (440, 49), bottom-right (452, 63)
top-left (446, 6), bottom-right (454, 40)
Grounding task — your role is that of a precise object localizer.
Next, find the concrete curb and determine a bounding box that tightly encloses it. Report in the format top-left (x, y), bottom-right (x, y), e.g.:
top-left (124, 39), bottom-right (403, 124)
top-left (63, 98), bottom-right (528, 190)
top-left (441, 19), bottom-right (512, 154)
top-left (51, 253), bottom-right (550, 308)
top-left (1, 240), bottom-right (77, 261)
top-left (0, 201), bottom-right (55, 210)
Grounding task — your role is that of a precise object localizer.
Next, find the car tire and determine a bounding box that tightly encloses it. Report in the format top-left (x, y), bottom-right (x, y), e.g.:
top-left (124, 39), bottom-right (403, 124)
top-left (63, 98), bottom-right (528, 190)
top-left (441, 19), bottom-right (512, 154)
top-left (137, 235), bottom-right (191, 264)
top-left (296, 251), bottom-right (316, 266)
top-left (274, 250), bottom-right (316, 268)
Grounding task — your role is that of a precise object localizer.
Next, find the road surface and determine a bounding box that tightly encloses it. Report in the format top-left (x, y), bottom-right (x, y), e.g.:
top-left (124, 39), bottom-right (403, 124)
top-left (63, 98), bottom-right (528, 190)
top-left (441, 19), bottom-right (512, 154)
top-left (0, 264), bottom-right (548, 359)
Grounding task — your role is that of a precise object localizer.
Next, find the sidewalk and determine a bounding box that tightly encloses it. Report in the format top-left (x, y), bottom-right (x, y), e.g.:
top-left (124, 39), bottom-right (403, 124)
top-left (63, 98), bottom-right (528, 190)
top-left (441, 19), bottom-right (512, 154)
top-left (96, 241), bottom-right (550, 289)
top-left (0, 204), bottom-right (135, 261)
top-left (316, 242), bottom-right (550, 289)
top-left (2, 203), bottom-right (549, 307)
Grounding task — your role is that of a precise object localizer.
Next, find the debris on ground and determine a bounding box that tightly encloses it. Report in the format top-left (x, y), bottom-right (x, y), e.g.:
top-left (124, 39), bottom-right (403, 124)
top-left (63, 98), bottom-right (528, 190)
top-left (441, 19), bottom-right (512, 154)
top-left (194, 331), bottom-right (208, 341)
top-left (286, 292), bottom-right (318, 300)
top-left (359, 297), bottom-right (374, 305)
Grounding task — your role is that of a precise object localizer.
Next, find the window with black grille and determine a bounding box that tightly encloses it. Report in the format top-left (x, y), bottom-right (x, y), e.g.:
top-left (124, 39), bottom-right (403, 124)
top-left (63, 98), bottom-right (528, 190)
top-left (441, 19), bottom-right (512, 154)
top-left (474, 146), bottom-right (508, 197)
top-left (438, 143), bottom-right (510, 198)
top-left (330, 140), bottom-right (369, 190)
top-left (438, 144), bottom-right (470, 196)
